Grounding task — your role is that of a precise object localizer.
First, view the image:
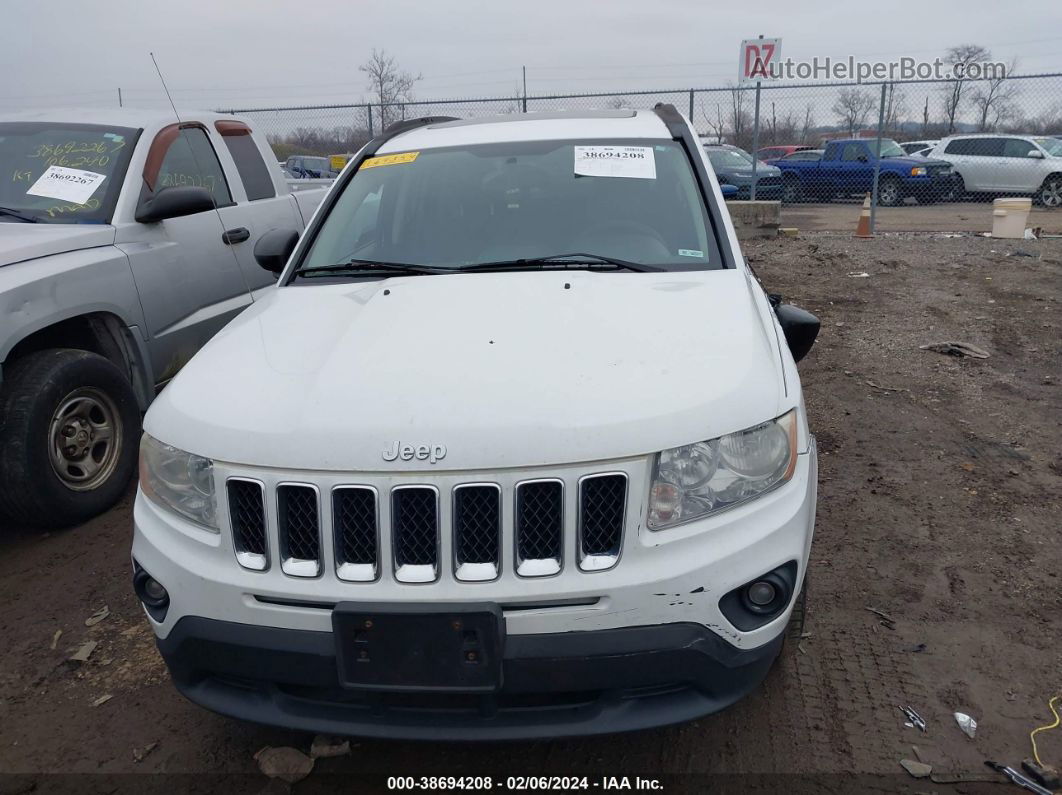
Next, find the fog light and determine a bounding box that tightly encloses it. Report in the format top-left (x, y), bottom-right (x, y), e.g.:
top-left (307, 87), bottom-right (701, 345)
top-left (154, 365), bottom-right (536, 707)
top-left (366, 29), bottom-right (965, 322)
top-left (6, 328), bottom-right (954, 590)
top-left (143, 578), bottom-right (168, 603)
top-left (747, 581), bottom-right (776, 606)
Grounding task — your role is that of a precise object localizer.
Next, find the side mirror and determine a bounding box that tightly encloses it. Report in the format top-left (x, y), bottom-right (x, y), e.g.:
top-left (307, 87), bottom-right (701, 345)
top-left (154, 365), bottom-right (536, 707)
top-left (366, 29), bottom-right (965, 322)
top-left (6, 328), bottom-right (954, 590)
top-left (1027, 149), bottom-right (1044, 159)
top-left (857, 154), bottom-right (869, 163)
top-left (774, 303), bottom-right (820, 363)
top-left (254, 228), bottom-right (299, 274)
top-left (135, 186), bottom-right (215, 224)
top-left (721, 183), bottom-right (739, 198)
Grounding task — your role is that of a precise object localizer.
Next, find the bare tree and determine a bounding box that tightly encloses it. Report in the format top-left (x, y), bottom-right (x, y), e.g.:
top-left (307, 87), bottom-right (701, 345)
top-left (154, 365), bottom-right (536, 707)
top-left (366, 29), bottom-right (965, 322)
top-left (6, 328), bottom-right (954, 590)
top-left (941, 44), bottom-right (991, 134)
top-left (728, 85), bottom-right (752, 149)
top-left (798, 104), bottom-right (815, 144)
top-left (882, 84), bottom-right (908, 135)
top-left (360, 49), bottom-right (422, 131)
top-left (702, 102), bottom-right (726, 144)
top-left (832, 88), bottom-right (876, 135)
top-left (971, 59), bottom-right (1019, 131)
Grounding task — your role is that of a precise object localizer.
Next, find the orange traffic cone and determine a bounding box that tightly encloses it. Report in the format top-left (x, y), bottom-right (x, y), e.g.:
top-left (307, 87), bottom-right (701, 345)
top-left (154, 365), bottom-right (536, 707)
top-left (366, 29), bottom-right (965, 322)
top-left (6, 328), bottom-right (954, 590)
top-left (854, 193), bottom-right (873, 238)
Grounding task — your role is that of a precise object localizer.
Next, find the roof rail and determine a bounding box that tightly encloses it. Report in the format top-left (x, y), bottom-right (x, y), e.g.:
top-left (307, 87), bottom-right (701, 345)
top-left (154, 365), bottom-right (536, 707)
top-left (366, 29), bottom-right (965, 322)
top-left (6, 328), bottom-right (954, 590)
top-left (651, 103), bottom-right (686, 140)
top-left (361, 116), bottom-right (460, 158)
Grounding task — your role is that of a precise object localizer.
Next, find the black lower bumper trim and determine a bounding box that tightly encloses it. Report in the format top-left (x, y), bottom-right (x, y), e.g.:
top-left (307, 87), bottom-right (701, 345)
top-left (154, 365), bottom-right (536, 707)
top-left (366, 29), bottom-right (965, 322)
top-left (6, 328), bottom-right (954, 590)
top-left (157, 616), bottom-right (783, 740)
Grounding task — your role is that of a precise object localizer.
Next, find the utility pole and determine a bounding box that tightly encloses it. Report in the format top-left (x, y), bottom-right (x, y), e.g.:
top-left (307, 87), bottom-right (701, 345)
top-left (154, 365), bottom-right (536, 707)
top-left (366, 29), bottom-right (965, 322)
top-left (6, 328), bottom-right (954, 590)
top-left (869, 82), bottom-right (887, 235)
top-left (118, 87), bottom-right (122, 107)
top-left (522, 66), bottom-right (527, 113)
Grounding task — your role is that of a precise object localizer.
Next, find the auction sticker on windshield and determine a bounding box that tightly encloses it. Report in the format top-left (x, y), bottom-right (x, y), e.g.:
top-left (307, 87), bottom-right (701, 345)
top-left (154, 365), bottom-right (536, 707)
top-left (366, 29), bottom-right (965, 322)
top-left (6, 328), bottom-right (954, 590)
top-left (26, 166), bottom-right (106, 205)
top-left (574, 146), bottom-right (656, 179)
top-left (361, 151), bottom-right (420, 169)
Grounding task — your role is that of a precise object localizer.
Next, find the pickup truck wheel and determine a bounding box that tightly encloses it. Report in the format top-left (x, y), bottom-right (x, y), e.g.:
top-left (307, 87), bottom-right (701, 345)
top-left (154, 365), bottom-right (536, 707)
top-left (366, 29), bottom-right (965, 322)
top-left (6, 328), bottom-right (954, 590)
top-left (1036, 175), bottom-right (1062, 207)
top-left (877, 176), bottom-right (903, 207)
top-left (782, 176), bottom-right (803, 204)
top-left (0, 349), bottom-right (140, 529)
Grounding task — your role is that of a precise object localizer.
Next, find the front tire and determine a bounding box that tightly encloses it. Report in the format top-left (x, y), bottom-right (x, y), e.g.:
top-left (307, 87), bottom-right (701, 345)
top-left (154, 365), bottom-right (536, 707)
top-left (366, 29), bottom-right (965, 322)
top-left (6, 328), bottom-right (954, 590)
top-left (0, 349), bottom-right (140, 528)
top-left (1036, 175), bottom-right (1062, 207)
top-left (782, 175), bottom-right (804, 204)
top-left (877, 176), bottom-right (903, 207)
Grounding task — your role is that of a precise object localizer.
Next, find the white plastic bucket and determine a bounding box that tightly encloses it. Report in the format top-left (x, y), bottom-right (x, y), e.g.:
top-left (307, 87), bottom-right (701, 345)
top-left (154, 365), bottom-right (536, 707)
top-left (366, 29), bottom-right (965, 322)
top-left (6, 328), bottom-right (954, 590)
top-left (992, 197), bottom-right (1032, 239)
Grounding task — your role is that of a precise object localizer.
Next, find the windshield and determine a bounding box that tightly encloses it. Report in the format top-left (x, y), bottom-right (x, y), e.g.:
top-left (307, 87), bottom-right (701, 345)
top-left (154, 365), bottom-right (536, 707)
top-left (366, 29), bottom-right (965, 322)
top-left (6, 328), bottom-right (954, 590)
top-left (876, 139), bottom-right (908, 158)
top-left (0, 123), bottom-right (139, 223)
top-left (300, 139), bottom-right (720, 273)
top-left (1034, 137), bottom-right (1062, 157)
top-left (705, 148), bottom-right (754, 169)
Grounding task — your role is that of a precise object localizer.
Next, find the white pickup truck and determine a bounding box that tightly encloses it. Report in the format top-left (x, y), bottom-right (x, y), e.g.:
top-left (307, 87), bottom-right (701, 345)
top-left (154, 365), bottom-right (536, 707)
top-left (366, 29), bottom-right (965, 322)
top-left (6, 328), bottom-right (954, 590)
top-left (0, 109), bottom-right (327, 528)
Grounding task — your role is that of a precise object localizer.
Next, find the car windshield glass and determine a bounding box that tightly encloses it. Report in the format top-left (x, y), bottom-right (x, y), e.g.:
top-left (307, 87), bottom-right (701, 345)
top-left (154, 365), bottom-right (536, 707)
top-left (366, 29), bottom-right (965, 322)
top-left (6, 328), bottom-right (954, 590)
top-left (1034, 137), bottom-right (1062, 156)
top-left (300, 139), bottom-right (720, 272)
top-left (705, 148), bottom-right (753, 168)
top-left (0, 122), bottom-right (139, 224)
top-left (876, 139), bottom-right (907, 158)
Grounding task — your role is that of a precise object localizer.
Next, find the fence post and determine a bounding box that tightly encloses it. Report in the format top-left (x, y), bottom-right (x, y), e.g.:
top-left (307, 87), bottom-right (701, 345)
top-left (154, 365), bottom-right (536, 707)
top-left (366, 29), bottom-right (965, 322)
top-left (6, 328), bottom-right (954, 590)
top-left (750, 83), bottom-right (762, 201)
top-left (367, 104), bottom-right (374, 138)
top-left (688, 89), bottom-right (694, 123)
top-left (869, 82), bottom-right (887, 235)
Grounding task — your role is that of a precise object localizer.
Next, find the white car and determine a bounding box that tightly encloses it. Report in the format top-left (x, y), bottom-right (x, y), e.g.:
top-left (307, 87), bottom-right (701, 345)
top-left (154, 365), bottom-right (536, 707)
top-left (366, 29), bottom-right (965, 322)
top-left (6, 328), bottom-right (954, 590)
top-left (900, 139), bottom-right (939, 157)
top-left (131, 107), bottom-right (820, 739)
top-left (928, 133), bottom-right (1062, 205)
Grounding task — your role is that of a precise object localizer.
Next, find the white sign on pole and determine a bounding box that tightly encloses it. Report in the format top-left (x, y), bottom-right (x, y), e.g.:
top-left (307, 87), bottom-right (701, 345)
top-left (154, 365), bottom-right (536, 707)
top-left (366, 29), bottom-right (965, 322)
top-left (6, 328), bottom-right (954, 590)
top-left (739, 38), bottom-right (782, 85)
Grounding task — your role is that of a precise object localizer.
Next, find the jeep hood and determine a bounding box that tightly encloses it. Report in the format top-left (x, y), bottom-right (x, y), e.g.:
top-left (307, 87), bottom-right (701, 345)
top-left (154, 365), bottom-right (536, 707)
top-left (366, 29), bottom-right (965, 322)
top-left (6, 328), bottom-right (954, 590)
top-left (0, 223), bottom-right (116, 267)
top-left (147, 270), bottom-right (786, 471)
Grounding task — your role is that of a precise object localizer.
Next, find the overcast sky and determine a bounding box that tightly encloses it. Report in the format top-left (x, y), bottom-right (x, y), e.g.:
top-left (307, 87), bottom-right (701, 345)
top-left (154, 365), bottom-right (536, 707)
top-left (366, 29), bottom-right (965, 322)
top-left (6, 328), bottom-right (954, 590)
top-left (3, 0), bottom-right (1061, 112)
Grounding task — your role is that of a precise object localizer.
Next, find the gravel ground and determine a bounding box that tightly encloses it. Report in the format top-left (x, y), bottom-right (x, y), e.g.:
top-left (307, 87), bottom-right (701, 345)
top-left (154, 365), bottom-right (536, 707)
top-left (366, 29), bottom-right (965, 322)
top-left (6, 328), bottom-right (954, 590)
top-left (1, 233), bottom-right (1060, 794)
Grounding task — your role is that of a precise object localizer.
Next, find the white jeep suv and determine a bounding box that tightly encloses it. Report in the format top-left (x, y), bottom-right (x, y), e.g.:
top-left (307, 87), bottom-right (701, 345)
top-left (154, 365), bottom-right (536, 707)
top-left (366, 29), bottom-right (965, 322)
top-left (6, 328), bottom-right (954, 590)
top-left (929, 133), bottom-right (1062, 205)
top-left (132, 107), bottom-right (820, 739)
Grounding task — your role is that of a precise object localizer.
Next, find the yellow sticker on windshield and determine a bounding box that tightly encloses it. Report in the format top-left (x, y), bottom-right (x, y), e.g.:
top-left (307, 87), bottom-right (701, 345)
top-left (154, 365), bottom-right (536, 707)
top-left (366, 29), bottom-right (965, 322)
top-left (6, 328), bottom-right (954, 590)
top-left (360, 151), bottom-right (419, 169)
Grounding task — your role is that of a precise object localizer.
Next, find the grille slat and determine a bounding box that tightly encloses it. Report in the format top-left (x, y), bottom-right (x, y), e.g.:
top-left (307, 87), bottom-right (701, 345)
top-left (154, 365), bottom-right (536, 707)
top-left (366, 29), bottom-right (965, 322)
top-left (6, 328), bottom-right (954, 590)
top-left (277, 485), bottom-right (320, 577)
top-left (579, 474), bottom-right (627, 570)
top-left (228, 479), bottom-right (267, 571)
top-left (515, 480), bottom-right (563, 576)
top-left (333, 487), bottom-right (378, 581)
top-left (392, 487), bottom-right (438, 581)
top-left (453, 484), bottom-right (500, 581)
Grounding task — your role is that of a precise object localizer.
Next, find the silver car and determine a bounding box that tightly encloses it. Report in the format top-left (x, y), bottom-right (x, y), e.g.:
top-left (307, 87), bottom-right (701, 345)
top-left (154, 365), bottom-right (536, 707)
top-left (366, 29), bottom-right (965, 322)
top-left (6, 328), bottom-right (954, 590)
top-left (928, 134), bottom-right (1062, 206)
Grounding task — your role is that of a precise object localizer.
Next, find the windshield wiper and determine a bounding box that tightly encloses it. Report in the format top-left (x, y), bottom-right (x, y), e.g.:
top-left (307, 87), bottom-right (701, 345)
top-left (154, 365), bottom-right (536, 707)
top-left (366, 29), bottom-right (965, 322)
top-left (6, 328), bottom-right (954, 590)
top-left (459, 253), bottom-right (663, 273)
top-left (0, 206), bottom-right (41, 223)
top-left (297, 259), bottom-right (451, 277)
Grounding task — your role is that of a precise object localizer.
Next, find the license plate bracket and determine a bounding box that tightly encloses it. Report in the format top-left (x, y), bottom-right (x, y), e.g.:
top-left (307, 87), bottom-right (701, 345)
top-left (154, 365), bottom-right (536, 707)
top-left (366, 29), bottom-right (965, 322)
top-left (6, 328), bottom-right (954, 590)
top-left (333, 602), bottom-right (503, 692)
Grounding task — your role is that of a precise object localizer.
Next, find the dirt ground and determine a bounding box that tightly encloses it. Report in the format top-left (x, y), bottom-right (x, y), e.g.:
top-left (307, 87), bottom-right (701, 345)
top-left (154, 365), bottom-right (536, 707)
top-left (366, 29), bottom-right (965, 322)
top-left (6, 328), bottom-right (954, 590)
top-left (782, 200), bottom-right (1062, 234)
top-left (1, 233), bottom-right (1061, 794)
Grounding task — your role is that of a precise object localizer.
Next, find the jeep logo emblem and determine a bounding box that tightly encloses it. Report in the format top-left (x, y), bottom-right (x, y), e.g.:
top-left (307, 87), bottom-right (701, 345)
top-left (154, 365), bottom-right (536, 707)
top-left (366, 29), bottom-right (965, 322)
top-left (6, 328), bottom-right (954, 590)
top-left (382, 441), bottom-right (447, 464)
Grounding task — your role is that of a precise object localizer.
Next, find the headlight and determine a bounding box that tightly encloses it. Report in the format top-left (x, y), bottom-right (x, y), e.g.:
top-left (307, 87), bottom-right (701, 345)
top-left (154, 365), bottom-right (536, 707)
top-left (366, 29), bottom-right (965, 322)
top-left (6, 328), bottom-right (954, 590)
top-left (139, 434), bottom-right (217, 530)
top-left (648, 410), bottom-right (798, 529)
top-left (910, 166), bottom-right (927, 176)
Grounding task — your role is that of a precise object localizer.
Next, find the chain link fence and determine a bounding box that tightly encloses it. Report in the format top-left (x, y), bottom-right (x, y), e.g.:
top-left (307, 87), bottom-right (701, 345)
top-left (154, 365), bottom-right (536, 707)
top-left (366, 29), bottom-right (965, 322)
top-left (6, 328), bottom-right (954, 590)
top-left (222, 73), bottom-right (1062, 233)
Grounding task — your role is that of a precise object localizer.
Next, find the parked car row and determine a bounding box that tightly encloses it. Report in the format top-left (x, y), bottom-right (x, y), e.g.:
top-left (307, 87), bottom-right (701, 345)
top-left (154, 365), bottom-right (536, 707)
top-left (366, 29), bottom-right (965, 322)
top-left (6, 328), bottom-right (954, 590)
top-left (0, 110), bottom-right (328, 528)
top-left (707, 133), bottom-right (1062, 207)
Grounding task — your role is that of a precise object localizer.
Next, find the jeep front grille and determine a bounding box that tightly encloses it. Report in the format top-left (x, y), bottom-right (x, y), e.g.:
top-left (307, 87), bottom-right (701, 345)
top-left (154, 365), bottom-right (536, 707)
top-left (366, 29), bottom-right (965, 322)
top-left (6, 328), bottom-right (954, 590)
top-left (223, 466), bottom-right (629, 582)
top-left (391, 486), bottom-right (439, 583)
top-left (277, 484), bottom-right (320, 577)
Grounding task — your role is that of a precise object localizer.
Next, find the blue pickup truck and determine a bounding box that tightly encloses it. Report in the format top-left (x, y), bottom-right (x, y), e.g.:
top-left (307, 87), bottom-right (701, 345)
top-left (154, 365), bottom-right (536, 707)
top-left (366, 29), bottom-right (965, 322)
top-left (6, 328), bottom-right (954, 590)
top-left (769, 138), bottom-right (960, 205)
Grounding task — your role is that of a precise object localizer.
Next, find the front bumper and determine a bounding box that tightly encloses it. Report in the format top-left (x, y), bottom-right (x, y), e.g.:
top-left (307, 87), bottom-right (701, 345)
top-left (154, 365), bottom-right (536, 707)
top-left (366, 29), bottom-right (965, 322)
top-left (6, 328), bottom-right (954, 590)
top-left (133, 442), bottom-right (816, 738)
top-left (157, 615), bottom-right (784, 740)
